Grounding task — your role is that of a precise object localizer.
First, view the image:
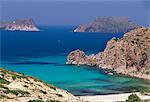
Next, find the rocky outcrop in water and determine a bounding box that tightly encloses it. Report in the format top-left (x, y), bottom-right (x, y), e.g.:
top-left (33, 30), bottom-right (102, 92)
top-left (0, 68), bottom-right (80, 102)
top-left (0, 18), bottom-right (39, 31)
top-left (67, 27), bottom-right (150, 80)
top-left (74, 17), bottom-right (139, 33)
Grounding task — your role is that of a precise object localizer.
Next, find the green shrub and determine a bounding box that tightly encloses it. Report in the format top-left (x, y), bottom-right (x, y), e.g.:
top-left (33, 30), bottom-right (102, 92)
top-left (4, 89), bottom-right (29, 96)
top-left (12, 75), bottom-right (17, 80)
top-left (111, 46), bottom-right (115, 49)
top-left (126, 94), bottom-right (141, 102)
top-left (0, 77), bottom-right (10, 84)
top-left (113, 38), bottom-right (119, 42)
top-left (12, 74), bottom-right (27, 80)
top-left (139, 87), bottom-right (150, 95)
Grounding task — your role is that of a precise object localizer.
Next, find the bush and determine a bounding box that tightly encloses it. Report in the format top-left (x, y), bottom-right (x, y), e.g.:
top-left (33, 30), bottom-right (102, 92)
top-left (113, 38), bottom-right (119, 42)
top-left (12, 74), bottom-right (27, 80)
top-left (0, 77), bottom-right (10, 84)
top-left (139, 87), bottom-right (150, 95)
top-left (4, 89), bottom-right (29, 96)
top-left (126, 94), bottom-right (141, 102)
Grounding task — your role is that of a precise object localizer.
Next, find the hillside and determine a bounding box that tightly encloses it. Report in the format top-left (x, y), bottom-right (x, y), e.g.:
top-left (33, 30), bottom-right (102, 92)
top-left (74, 17), bottom-right (139, 33)
top-left (67, 27), bottom-right (150, 80)
top-left (0, 18), bottom-right (39, 31)
top-left (0, 68), bottom-right (80, 102)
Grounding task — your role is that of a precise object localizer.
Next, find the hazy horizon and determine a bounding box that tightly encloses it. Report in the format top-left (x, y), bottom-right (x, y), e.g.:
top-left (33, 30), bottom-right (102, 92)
top-left (0, 0), bottom-right (149, 26)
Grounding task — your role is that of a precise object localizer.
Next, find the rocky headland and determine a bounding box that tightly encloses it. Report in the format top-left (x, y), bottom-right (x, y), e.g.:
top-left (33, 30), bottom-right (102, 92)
top-left (67, 27), bottom-right (150, 80)
top-left (0, 18), bottom-right (39, 31)
top-left (0, 68), bottom-right (80, 102)
top-left (74, 17), bottom-right (139, 33)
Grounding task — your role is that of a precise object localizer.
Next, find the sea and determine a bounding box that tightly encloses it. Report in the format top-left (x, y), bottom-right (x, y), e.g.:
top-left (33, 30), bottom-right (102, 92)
top-left (0, 26), bottom-right (150, 96)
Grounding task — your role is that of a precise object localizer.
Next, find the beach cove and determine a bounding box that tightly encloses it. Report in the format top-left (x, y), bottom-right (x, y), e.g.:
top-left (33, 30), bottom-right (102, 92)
top-left (1, 26), bottom-right (150, 97)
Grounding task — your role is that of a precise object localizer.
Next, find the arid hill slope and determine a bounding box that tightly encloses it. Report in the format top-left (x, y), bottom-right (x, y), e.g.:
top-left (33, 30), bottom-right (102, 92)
top-left (0, 68), bottom-right (80, 102)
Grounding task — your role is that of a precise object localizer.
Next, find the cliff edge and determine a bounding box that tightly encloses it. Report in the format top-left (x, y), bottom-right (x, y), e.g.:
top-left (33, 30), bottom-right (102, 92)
top-left (67, 27), bottom-right (150, 80)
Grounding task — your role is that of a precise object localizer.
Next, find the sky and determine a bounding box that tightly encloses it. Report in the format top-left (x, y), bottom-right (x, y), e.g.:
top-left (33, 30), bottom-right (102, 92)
top-left (0, 0), bottom-right (149, 26)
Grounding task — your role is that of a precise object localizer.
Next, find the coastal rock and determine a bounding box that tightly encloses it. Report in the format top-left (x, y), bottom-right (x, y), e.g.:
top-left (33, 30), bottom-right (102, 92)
top-left (0, 68), bottom-right (80, 102)
top-left (67, 27), bottom-right (150, 80)
top-left (74, 17), bottom-right (139, 33)
top-left (0, 18), bottom-right (39, 31)
top-left (66, 49), bottom-right (88, 65)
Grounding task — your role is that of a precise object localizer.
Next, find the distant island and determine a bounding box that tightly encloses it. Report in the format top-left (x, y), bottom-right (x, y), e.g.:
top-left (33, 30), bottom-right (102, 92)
top-left (0, 18), bottom-right (39, 31)
top-left (67, 27), bottom-right (150, 80)
top-left (74, 17), bottom-right (139, 33)
top-left (0, 68), bottom-right (79, 102)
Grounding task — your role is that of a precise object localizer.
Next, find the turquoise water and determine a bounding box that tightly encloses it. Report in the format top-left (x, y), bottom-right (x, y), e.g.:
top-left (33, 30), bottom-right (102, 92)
top-left (1, 26), bottom-right (150, 95)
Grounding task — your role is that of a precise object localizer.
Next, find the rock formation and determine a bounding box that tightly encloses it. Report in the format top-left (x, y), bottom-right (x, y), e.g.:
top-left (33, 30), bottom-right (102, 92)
top-left (74, 17), bottom-right (139, 33)
top-left (0, 68), bottom-right (80, 102)
top-left (67, 27), bottom-right (150, 80)
top-left (0, 18), bottom-right (39, 31)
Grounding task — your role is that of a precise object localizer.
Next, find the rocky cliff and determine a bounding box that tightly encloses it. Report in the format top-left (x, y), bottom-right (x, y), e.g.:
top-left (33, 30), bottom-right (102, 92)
top-left (0, 68), bottom-right (80, 102)
top-left (74, 17), bottom-right (139, 33)
top-left (0, 18), bottom-right (39, 31)
top-left (67, 27), bottom-right (150, 80)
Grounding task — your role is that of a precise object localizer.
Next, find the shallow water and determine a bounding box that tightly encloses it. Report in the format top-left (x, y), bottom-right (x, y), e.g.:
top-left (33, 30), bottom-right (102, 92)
top-left (1, 26), bottom-right (149, 95)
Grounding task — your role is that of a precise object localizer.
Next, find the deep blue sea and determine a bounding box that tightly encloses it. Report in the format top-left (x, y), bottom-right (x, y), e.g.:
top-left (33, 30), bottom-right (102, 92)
top-left (0, 26), bottom-right (150, 96)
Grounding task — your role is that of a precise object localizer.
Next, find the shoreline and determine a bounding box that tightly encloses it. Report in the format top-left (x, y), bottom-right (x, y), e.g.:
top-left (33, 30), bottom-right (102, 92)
top-left (78, 92), bottom-right (150, 102)
top-left (99, 66), bottom-right (150, 81)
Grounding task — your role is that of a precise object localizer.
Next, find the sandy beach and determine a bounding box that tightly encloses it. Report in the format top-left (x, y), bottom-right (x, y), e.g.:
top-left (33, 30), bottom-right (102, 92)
top-left (79, 92), bottom-right (150, 102)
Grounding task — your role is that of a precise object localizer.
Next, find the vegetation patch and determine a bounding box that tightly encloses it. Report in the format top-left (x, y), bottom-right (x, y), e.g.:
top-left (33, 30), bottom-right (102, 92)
top-left (113, 38), bottom-right (120, 42)
top-left (0, 84), bottom-right (8, 90)
top-left (111, 46), bottom-right (115, 49)
top-left (40, 90), bottom-right (47, 94)
top-left (4, 89), bottom-right (29, 96)
top-left (0, 77), bottom-right (10, 84)
top-left (12, 74), bottom-right (27, 80)
top-left (139, 87), bottom-right (150, 95)
top-left (126, 94), bottom-right (141, 102)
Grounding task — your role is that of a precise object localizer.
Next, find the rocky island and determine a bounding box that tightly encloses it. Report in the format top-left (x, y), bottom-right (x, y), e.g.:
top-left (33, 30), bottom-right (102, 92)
top-left (0, 68), bottom-right (79, 102)
top-left (67, 27), bottom-right (150, 80)
top-left (74, 17), bottom-right (139, 33)
top-left (0, 18), bottom-right (39, 31)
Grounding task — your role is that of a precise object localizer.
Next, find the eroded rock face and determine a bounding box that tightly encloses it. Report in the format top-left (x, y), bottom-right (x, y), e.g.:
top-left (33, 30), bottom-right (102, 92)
top-left (67, 27), bottom-right (150, 80)
top-left (74, 17), bottom-right (139, 33)
top-left (67, 49), bottom-right (88, 65)
top-left (0, 18), bottom-right (39, 31)
top-left (0, 68), bottom-right (80, 102)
